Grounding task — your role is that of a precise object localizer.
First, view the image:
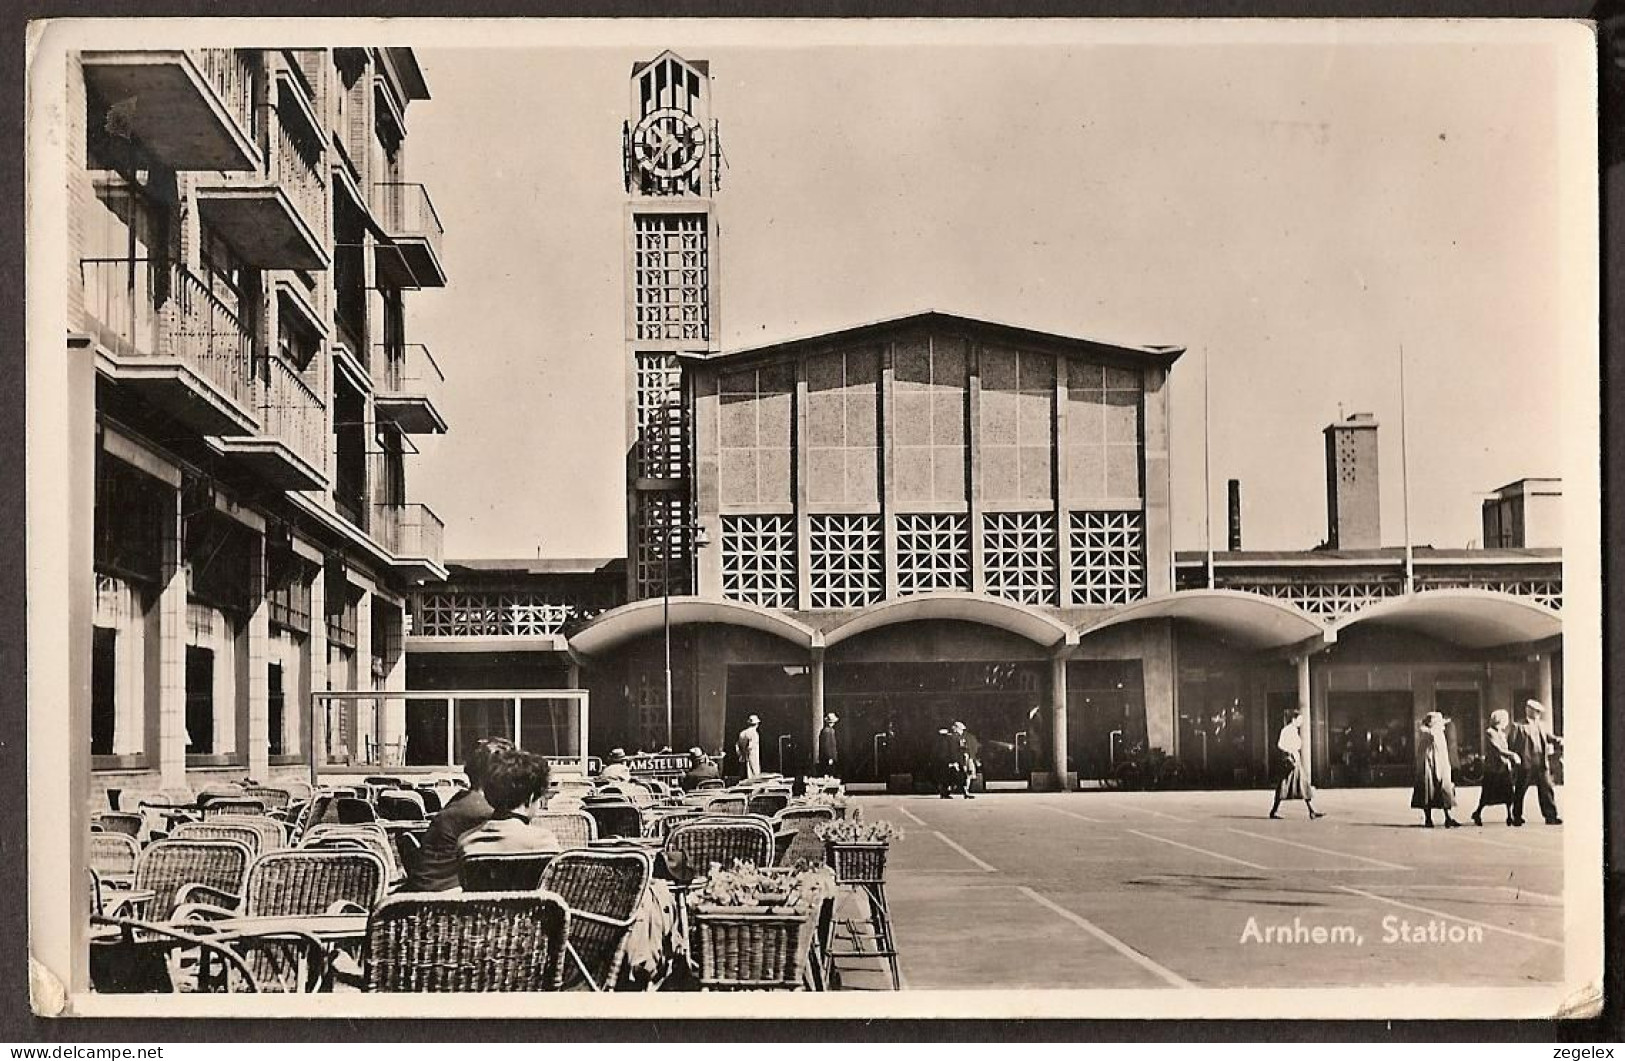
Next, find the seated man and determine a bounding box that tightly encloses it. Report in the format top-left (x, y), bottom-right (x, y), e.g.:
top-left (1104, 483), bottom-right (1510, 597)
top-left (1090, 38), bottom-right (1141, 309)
top-left (458, 750), bottom-right (563, 857)
top-left (600, 748), bottom-right (633, 782)
top-left (680, 747), bottom-right (721, 791)
top-left (403, 737), bottom-right (512, 891)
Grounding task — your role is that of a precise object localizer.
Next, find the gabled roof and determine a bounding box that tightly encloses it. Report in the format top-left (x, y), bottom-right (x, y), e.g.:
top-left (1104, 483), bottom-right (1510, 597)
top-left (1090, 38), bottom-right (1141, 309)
top-left (631, 50), bottom-right (710, 78)
top-left (680, 310), bottom-right (1184, 370)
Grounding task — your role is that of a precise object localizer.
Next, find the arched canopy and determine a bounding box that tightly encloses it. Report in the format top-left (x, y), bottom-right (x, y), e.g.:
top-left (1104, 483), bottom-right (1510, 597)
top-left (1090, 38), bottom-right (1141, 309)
top-left (1330, 590), bottom-right (1561, 650)
top-left (1078, 589), bottom-right (1325, 652)
top-left (568, 597), bottom-right (818, 657)
top-left (823, 592), bottom-right (1074, 650)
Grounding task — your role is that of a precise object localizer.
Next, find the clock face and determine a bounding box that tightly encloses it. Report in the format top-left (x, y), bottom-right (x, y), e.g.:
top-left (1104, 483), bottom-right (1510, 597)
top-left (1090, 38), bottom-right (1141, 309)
top-left (633, 107), bottom-right (706, 179)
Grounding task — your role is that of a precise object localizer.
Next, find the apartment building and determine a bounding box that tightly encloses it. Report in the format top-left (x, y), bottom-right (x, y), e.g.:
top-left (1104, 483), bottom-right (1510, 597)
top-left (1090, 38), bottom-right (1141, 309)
top-left (70, 47), bottom-right (449, 811)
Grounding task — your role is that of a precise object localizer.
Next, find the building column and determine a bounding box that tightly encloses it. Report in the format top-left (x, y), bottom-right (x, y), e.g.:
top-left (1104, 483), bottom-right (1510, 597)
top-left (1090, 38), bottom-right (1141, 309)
top-left (376, 600), bottom-right (406, 765)
top-left (245, 533), bottom-right (270, 780)
top-left (1296, 653), bottom-right (1313, 789)
top-left (157, 486), bottom-right (188, 793)
top-left (809, 648), bottom-right (826, 768)
top-left (353, 584), bottom-right (374, 763)
top-left (1050, 652), bottom-right (1069, 789)
top-left (566, 661), bottom-right (583, 763)
top-left (306, 562), bottom-right (328, 784)
top-left (1536, 652), bottom-right (1555, 713)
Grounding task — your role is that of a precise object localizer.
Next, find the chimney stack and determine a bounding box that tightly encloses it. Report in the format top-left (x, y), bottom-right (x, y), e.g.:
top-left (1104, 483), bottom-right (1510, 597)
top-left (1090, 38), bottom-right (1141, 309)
top-left (1227, 479), bottom-right (1242, 551)
top-left (1324, 412), bottom-right (1381, 549)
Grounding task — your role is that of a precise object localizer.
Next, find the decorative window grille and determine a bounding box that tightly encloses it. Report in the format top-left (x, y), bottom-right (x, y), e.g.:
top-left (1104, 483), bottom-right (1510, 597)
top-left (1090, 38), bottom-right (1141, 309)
top-left (1250, 580), bottom-right (1402, 621)
top-left (1069, 510), bottom-right (1146, 605)
top-left (721, 514), bottom-right (796, 608)
top-left (633, 214), bottom-right (708, 342)
top-left (895, 513), bottom-right (971, 594)
top-left (1414, 578), bottom-right (1563, 611)
top-left (636, 353), bottom-right (685, 480)
top-left (808, 514), bottom-right (883, 609)
top-left (412, 592), bottom-right (608, 637)
top-left (634, 493), bottom-right (692, 598)
top-left (982, 511), bottom-right (1057, 606)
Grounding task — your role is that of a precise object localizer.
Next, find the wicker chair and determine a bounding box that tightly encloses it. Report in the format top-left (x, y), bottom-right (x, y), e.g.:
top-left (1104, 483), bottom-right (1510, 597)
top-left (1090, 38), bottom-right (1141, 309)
top-left (362, 891), bottom-right (570, 992)
top-left (645, 807), bottom-right (705, 840)
top-left (89, 833), bottom-right (141, 880)
top-left (664, 817), bottom-right (774, 881)
top-left (300, 825), bottom-right (399, 881)
top-left (133, 839), bottom-right (254, 921)
top-left (773, 806), bottom-right (836, 865)
top-left (335, 797), bottom-right (379, 824)
top-left (91, 913), bottom-right (325, 993)
top-left (280, 780), bottom-right (315, 804)
top-left (414, 788), bottom-right (444, 814)
top-left (460, 851), bottom-right (558, 893)
top-left (209, 815), bottom-right (287, 853)
top-left (531, 810), bottom-right (596, 850)
top-left (241, 786), bottom-right (292, 813)
top-left (747, 792), bottom-right (791, 817)
top-left (202, 798), bottom-right (267, 819)
top-left (583, 801), bottom-right (643, 841)
top-left (94, 812), bottom-right (144, 838)
top-left (693, 778), bottom-right (726, 792)
top-left (702, 794), bottom-right (747, 816)
top-left (376, 790), bottom-right (427, 822)
top-left (243, 849), bottom-right (388, 916)
top-left (172, 821), bottom-right (267, 860)
top-left (539, 848), bottom-right (653, 991)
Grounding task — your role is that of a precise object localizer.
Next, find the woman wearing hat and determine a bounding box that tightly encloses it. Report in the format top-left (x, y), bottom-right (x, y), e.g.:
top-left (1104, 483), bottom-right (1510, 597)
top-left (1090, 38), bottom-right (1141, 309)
top-left (817, 713), bottom-right (841, 778)
top-left (1470, 709), bottom-right (1521, 826)
top-left (1411, 711), bottom-right (1461, 828)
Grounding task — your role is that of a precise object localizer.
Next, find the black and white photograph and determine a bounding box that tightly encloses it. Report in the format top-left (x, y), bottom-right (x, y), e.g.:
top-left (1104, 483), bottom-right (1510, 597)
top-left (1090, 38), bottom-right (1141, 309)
top-left (24, 18), bottom-right (1602, 1019)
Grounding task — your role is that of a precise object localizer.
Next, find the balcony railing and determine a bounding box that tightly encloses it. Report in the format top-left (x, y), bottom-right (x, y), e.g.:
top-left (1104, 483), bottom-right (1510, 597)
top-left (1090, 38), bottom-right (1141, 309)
top-left (372, 502), bottom-right (445, 567)
top-left (376, 342), bottom-right (443, 394)
top-left (79, 257), bottom-right (161, 357)
top-left (190, 48), bottom-right (256, 144)
top-left (273, 111), bottom-right (327, 244)
top-left (170, 268), bottom-right (254, 409)
top-left (259, 354), bottom-right (328, 476)
top-left (374, 182), bottom-right (444, 260)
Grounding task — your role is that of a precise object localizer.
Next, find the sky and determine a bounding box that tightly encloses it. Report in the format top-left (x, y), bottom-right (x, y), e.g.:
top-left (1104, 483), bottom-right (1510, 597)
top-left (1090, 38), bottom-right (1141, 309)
top-left (399, 24), bottom-right (1581, 561)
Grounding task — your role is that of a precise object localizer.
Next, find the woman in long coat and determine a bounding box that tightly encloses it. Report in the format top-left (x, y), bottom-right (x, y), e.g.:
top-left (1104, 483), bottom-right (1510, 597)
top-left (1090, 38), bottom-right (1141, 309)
top-left (1411, 711), bottom-right (1461, 827)
top-left (1268, 707), bottom-right (1324, 820)
top-left (1470, 709), bottom-right (1520, 826)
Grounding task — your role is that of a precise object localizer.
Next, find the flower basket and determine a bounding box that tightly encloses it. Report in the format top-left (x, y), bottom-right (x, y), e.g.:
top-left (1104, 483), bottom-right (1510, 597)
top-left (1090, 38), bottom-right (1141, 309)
top-left (692, 904), bottom-right (816, 989)
top-left (824, 840), bottom-right (889, 885)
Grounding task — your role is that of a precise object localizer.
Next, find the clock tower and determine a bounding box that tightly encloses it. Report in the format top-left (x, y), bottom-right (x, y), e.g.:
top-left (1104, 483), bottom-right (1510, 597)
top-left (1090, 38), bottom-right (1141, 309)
top-left (623, 51), bottom-right (721, 602)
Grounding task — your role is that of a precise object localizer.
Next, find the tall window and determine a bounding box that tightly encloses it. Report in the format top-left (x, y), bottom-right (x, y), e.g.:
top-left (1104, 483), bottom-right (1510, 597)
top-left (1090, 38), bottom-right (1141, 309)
top-left (91, 628), bottom-right (117, 756)
top-left (267, 661), bottom-right (286, 757)
top-left (718, 364), bottom-right (793, 508)
top-left (633, 214), bottom-right (709, 342)
top-left (82, 179), bottom-right (163, 355)
top-left (92, 575), bottom-right (149, 762)
top-left (636, 353), bottom-right (685, 480)
top-left (893, 337), bottom-right (967, 505)
top-left (806, 348), bottom-right (880, 506)
top-left (1065, 363), bottom-right (1142, 502)
top-left (979, 348), bottom-right (1055, 505)
top-left (185, 645), bottom-right (216, 755)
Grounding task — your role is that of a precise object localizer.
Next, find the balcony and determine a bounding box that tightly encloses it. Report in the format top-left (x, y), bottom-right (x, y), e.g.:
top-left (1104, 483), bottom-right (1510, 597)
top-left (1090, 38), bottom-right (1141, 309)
top-left (81, 49), bottom-right (259, 172)
top-left (373, 343), bottom-right (447, 434)
top-left (193, 112), bottom-right (329, 272)
top-left (83, 259), bottom-right (257, 437)
top-left (211, 354), bottom-right (329, 492)
top-left (373, 182), bottom-right (447, 288)
top-left (372, 502), bottom-right (446, 581)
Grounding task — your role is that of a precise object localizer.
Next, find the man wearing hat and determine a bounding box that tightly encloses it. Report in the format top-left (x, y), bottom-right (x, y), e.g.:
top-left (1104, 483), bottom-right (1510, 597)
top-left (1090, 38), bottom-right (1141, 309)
top-left (736, 714), bottom-right (763, 779)
top-left (817, 713), bottom-right (841, 778)
top-left (1508, 699), bottom-right (1563, 825)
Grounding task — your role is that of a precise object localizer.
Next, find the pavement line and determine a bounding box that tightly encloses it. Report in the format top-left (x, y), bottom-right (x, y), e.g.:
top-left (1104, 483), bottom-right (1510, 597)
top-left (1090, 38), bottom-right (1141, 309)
top-left (1040, 805), bottom-right (1107, 824)
top-left (1395, 884), bottom-right (1563, 905)
top-left (1118, 806), bottom-right (1197, 824)
top-left (1226, 828), bottom-right (1410, 870)
top-left (1126, 829), bottom-right (1269, 870)
top-left (1015, 886), bottom-right (1193, 989)
top-left (1444, 831), bottom-right (1546, 854)
top-left (896, 806), bottom-right (929, 827)
top-left (932, 831), bottom-right (998, 872)
top-left (1334, 885), bottom-right (1564, 948)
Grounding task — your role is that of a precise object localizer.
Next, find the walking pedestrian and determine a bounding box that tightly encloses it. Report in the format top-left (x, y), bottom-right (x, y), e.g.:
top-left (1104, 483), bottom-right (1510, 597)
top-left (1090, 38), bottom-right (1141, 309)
top-left (735, 714), bottom-right (763, 779)
top-left (1268, 706), bottom-right (1324, 820)
top-left (816, 712), bottom-right (840, 778)
top-left (1411, 711), bottom-right (1461, 828)
top-left (937, 721), bottom-right (980, 799)
top-left (1470, 709), bottom-right (1520, 826)
top-left (1508, 699), bottom-right (1563, 826)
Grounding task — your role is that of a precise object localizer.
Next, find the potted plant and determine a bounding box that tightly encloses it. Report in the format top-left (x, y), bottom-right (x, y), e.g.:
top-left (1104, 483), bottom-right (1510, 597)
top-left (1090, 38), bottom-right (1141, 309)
top-left (690, 859), bottom-right (839, 990)
top-left (796, 791), bottom-right (854, 818)
top-left (815, 817), bottom-right (903, 884)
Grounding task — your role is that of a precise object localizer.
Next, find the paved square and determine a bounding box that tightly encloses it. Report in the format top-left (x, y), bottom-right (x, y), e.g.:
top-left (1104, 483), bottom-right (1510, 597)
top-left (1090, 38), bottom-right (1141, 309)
top-left (828, 788), bottom-right (1566, 991)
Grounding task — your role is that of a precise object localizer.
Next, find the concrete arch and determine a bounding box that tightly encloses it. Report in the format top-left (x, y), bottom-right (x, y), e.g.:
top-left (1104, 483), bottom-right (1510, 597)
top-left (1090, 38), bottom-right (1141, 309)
top-left (567, 596), bottom-right (820, 657)
top-left (1077, 589), bottom-right (1326, 652)
top-left (822, 591), bottom-right (1074, 650)
top-left (1330, 589), bottom-right (1561, 650)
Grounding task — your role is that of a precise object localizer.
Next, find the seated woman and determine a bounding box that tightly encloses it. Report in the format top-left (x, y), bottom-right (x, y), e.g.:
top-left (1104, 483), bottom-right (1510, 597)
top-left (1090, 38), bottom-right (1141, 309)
top-left (458, 750), bottom-right (564, 857)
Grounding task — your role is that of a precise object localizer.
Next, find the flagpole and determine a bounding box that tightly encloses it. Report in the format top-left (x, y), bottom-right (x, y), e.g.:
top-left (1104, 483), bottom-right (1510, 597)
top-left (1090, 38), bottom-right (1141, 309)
top-left (1399, 343), bottom-right (1414, 594)
top-left (1204, 346), bottom-right (1214, 588)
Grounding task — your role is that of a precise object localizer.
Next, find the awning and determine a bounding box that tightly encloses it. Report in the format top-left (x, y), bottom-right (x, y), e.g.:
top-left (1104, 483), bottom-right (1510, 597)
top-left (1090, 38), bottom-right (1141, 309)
top-left (1079, 589), bottom-right (1325, 652)
top-left (823, 592), bottom-right (1074, 650)
top-left (568, 597), bottom-right (818, 657)
top-left (1330, 590), bottom-right (1562, 650)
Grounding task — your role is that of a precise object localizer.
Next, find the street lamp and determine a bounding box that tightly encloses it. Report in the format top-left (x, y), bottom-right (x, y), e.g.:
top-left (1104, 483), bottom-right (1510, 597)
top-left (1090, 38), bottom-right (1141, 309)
top-left (663, 515), bottom-right (710, 751)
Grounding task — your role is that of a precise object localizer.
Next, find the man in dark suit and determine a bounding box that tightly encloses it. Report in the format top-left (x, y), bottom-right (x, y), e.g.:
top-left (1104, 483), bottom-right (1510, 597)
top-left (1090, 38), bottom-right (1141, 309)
top-left (937, 721), bottom-right (980, 799)
top-left (1508, 699), bottom-right (1563, 826)
top-left (816, 713), bottom-right (841, 778)
top-left (404, 737), bottom-right (514, 891)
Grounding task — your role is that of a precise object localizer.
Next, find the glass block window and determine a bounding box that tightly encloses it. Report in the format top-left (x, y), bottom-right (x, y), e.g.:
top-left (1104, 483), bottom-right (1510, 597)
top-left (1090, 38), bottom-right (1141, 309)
top-left (806, 348), bottom-right (880, 505)
top-left (1066, 363), bottom-right (1143, 502)
top-left (979, 347), bottom-right (1055, 505)
top-left (634, 492), bottom-right (692, 598)
top-left (808, 514), bottom-right (883, 609)
top-left (633, 213), bottom-right (709, 342)
top-left (982, 511), bottom-right (1057, 606)
top-left (721, 514), bottom-right (796, 608)
top-left (719, 363), bottom-right (794, 507)
top-left (896, 512), bottom-right (971, 594)
top-left (1069, 510), bottom-right (1146, 605)
top-left (636, 353), bottom-right (685, 480)
top-left (893, 336), bottom-right (967, 505)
